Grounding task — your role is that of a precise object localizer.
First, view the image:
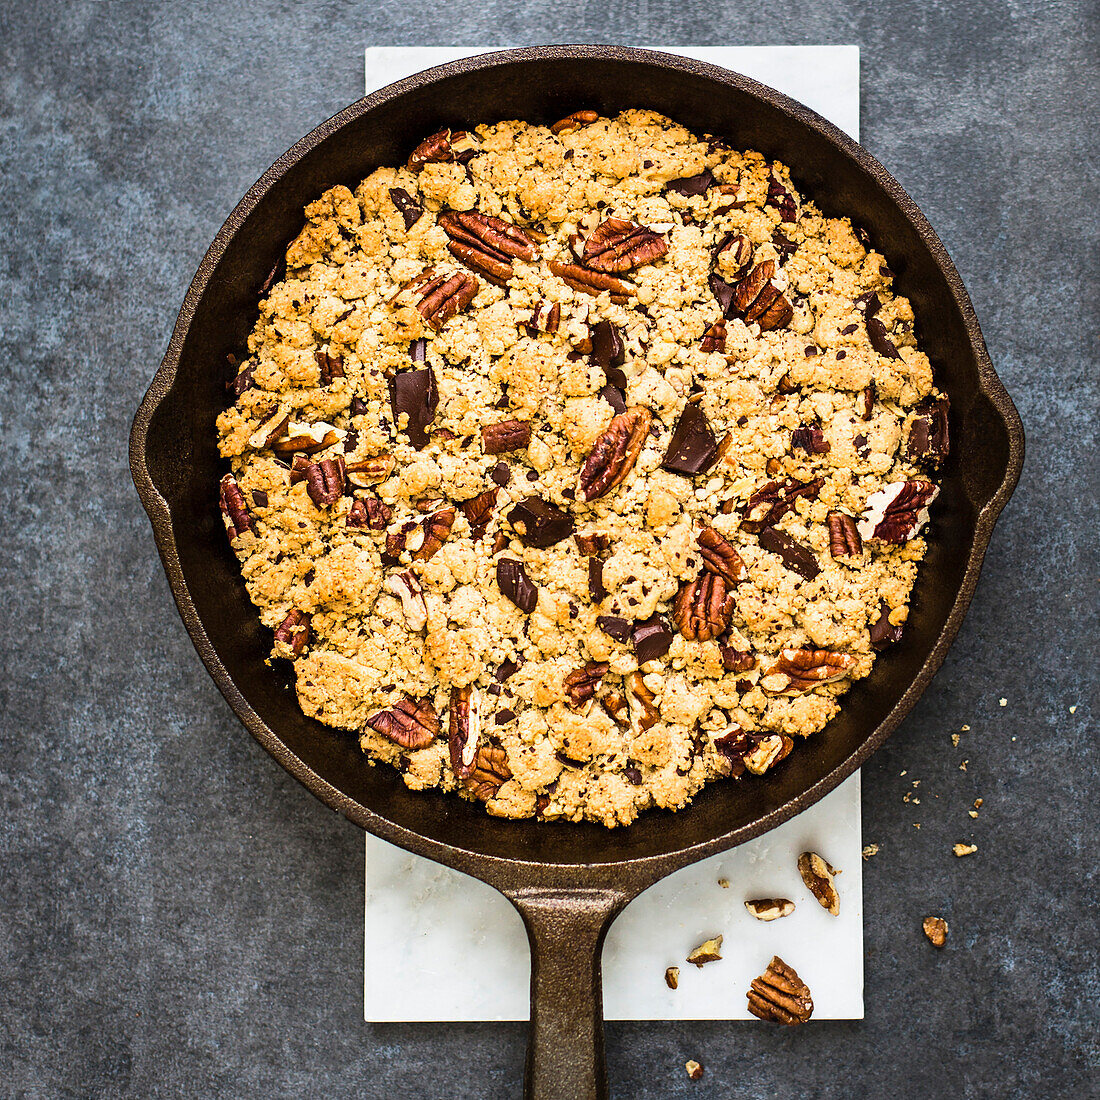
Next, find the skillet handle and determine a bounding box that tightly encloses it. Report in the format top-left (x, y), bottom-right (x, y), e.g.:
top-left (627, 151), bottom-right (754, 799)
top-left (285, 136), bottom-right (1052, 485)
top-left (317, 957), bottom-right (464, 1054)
top-left (507, 887), bottom-right (628, 1100)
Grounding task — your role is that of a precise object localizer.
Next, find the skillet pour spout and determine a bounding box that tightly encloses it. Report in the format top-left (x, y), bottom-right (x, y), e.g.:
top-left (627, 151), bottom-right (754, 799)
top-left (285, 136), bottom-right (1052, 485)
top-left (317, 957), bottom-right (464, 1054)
top-left (130, 46), bottom-right (1023, 1100)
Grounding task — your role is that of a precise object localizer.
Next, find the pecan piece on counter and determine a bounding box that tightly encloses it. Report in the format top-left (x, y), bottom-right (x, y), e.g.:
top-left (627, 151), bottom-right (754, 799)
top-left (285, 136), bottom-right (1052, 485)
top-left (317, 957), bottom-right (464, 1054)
top-left (765, 170), bottom-right (798, 222)
top-left (526, 298), bottom-right (561, 335)
top-left (314, 348), bottom-right (345, 386)
top-left (858, 479), bottom-right (939, 543)
top-left (413, 507), bottom-right (455, 562)
top-left (671, 573), bottom-right (736, 643)
top-left (662, 401), bottom-right (720, 476)
top-left (459, 487), bottom-right (498, 539)
top-left (685, 1061), bottom-right (704, 1081)
top-left (563, 661), bottom-right (610, 708)
top-left (728, 259), bottom-right (793, 331)
top-left (699, 318), bottom-right (727, 353)
top-left (550, 109), bottom-right (599, 134)
top-left (757, 528), bottom-right (820, 581)
top-left (547, 260), bottom-right (634, 303)
top-left (304, 456), bottom-right (346, 507)
top-left (578, 407), bottom-right (652, 500)
top-left (761, 648), bottom-right (858, 695)
top-left (627, 671), bottom-right (660, 734)
top-left (698, 527), bottom-right (748, 586)
top-left (664, 966), bottom-right (680, 990)
top-left (747, 956), bottom-right (814, 1025)
top-left (366, 694), bottom-right (440, 750)
top-left (827, 512), bottom-right (862, 558)
top-left (741, 476), bottom-right (825, 533)
top-left (388, 186), bottom-right (424, 230)
top-left (345, 453), bottom-right (395, 487)
top-left (687, 935), bottom-right (723, 968)
top-left (582, 216), bottom-right (668, 273)
top-left (439, 211), bottom-right (539, 285)
top-left (414, 271), bottom-right (480, 331)
top-left (797, 852), bottom-right (841, 915)
top-left (745, 898), bottom-right (796, 922)
top-left (906, 395), bottom-right (950, 466)
top-left (712, 231), bottom-right (753, 278)
top-left (447, 684), bottom-right (482, 778)
top-left (923, 916), bottom-right (949, 948)
top-left (482, 418), bottom-right (532, 455)
top-left (407, 128), bottom-right (481, 171)
top-left (382, 570), bottom-right (428, 631)
top-left (219, 474), bottom-right (252, 541)
top-left (792, 426), bottom-right (830, 454)
top-left (496, 556), bottom-right (538, 614)
top-left (867, 315), bottom-right (902, 359)
top-left (272, 609), bottom-right (311, 658)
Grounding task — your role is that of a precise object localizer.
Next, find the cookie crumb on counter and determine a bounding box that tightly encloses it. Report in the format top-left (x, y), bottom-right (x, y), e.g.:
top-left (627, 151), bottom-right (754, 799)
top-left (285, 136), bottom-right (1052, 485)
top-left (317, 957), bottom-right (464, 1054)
top-left (861, 843), bottom-right (879, 859)
top-left (953, 842), bottom-right (977, 857)
top-left (685, 1060), bottom-right (704, 1080)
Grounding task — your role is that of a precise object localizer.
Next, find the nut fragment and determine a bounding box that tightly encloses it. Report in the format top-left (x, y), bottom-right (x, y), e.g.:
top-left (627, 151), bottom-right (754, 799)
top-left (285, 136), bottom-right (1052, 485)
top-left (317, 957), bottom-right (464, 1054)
top-left (439, 211), bottom-right (538, 284)
top-left (447, 684), bottom-right (481, 776)
top-left (697, 527), bottom-right (748, 586)
top-left (923, 916), bottom-right (949, 947)
top-left (742, 734), bottom-right (794, 775)
top-left (671, 572), bottom-right (735, 643)
top-left (761, 648), bottom-right (858, 695)
top-left (827, 511), bottom-right (862, 558)
top-left (482, 418), bottom-right (533, 455)
top-left (627, 672), bottom-right (659, 734)
top-left (699, 318), bottom-right (726, 353)
top-left (550, 109), bottom-right (599, 134)
top-left (746, 956), bottom-right (813, 1024)
top-left (578, 407), bottom-right (652, 500)
top-left (953, 843), bottom-right (977, 857)
top-left (858, 479), bottom-right (939, 543)
top-left (687, 935), bottom-right (723, 967)
top-left (219, 474), bottom-right (252, 542)
top-left (685, 1061), bottom-right (704, 1081)
top-left (729, 260), bottom-right (793, 331)
top-left (745, 898), bottom-right (796, 922)
top-left (413, 507), bottom-right (455, 561)
top-left (741, 476), bottom-right (825, 533)
top-left (271, 420), bottom-right (342, 456)
top-left (548, 259), bottom-right (634, 303)
top-left (459, 487), bottom-right (498, 538)
top-left (388, 186), bottom-right (423, 230)
top-left (464, 742), bottom-right (512, 801)
top-left (582, 216), bottom-right (668, 273)
top-left (345, 453), bottom-right (395, 487)
top-left (792, 426), bottom-right (830, 454)
top-left (413, 271), bottom-right (480, 330)
top-left (713, 231), bottom-right (754, 277)
top-left (315, 348), bottom-right (345, 386)
top-left (664, 966), bottom-right (679, 990)
top-left (407, 128), bottom-right (481, 171)
top-left (574, 531), bottom-right (611, 557)
top-left (797, 852), bottom-right (840, 915)
top-left (304, 456), bottom-right (345, 507)
top-left (527, 298), bottom-right (561, 335)
top-left (382, 570), bottom-right (428, 631)
top-left (563, 661), bottom-right (609, 708)
top-left (365, 694), bottom-right (440, 750)
top-left (272, 609), bottom-right (311, 658)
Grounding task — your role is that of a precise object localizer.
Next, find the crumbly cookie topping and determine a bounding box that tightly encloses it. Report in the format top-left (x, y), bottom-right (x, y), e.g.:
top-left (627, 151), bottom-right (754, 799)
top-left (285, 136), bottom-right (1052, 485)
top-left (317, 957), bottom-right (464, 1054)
top-left (216, 110), bottom-right (947, 827)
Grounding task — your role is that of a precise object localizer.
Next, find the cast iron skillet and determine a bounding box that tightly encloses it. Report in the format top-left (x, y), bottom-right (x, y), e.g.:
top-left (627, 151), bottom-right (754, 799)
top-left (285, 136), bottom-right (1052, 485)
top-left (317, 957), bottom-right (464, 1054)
top-left (129, 46), bottom-right (1023, 1100)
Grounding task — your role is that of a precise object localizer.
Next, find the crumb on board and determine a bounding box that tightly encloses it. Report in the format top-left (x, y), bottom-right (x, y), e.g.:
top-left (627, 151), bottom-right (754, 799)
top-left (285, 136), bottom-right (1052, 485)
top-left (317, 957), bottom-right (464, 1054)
top-left (953, 842), bottom-right (977, 857)
top-left (862, 843), bottom-right (879, 859)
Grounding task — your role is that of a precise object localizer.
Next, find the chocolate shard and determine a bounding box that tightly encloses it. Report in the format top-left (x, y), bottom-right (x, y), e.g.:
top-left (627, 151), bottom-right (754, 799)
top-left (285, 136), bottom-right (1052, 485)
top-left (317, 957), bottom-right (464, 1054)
top-left (665, 168), bottom-right (714, 197)
top-left (633, 614), bottom-right (673, 665)
top-left (588, 558), bottom-right (607, 602)
top-left (494, 658), bottom-right (522, 682)
top-left (597, 615), bottom-right (632, 643)
top-left (388, 187), bottom-right (424, 230)
top-left (590, 320), bottom-right (627, 388)
top-left (391, 367), bottom-right (437, 449)
top-left (869, 599), bottom-right (903, 650)
top-left (906, 395), bottom-right (950, 466)
top-left (867, 316), bottom-right (901, 360)
top-left (709, 273), bottom-right (736, 317)
top-left (599, 384), bottom-right (627, 414)
top-left (662, 401), bottom-right (720, 476)
top-left (496, 556), bottom-right (538, 613)
top-left (507, 496), bottom-right (575, 548)
top-left (758, 528), bottom-right (821, 581)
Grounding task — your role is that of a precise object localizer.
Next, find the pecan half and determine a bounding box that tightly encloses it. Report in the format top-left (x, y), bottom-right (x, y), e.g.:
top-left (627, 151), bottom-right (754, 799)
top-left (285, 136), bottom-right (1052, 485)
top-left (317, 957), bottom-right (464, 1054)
top-left (699, 318), bottom-right (727, 353)
top-left (797, 852), bottom-right (841, 915)
top-left (563, 661), bottom-right (609, 708)
top-left (345, 453), bottom-right (395, 487)
top-left (413, 507), bottom-right (455, 561)
top-left (273, 609), bottom-right (311, 657)
top-left (687, 935), bottom-right (723, 967)
top-left (747, 956), bottom-right (813, 1025)
top-left (741, 476), bottom-right (825, 534)
top-left (550, 109), bottom-right (599, 134)
top-left (582, 217), bottom-right (668, 273)
top-left (304, 456), bottom-right (345, 507)
top-left (219, 474), bottom-right (252, 541)
top-left (439, 211), bottom-right (539, 285)
top-left (729, 259), bottom-right (793, 331)
top-left (482, 419), bottom-right (532, 455)
top-left (366, 694), bottom-right (440, 750)
top-left (578, 407), bottom-right (652, 500)
top-left (745, 898), bottom-right (795, 922)
top-left (464, 743), bottom-right (512, 801)
top-left (407, 128), bottom-right (481, 171)
top-left (271, 420), bottom-right (342, 456)
top-left (761, 648), bottom-right (857, 695)
top-left (414, 271), bottom-right (479, 331)
top-left (698, 527), bottom-right (748, 586)
top-left (447, 685), bottom-right (482, 777)
top-left (315, 348), bottom-right (345, 386)
top-left (671, 573), bottom-right (735, 643)
top-left (459, 487), bottom-right (498, 538)
top-left (548, 260), bottom-right (634, 303)
top-left (350, 497), bottom-right (391, 531)
top-left (713, 231), bottom-right (753, 278)
top-left (827, 512), bottom-right (862, 558)
top-left (382, 570), bottom-right (428, 631)
top-left (627, 671), bottom-right (659, 734)
top-left (858, 480), bottom-right (939, 543)
top-left (923, 916), bottom-right (949, 948)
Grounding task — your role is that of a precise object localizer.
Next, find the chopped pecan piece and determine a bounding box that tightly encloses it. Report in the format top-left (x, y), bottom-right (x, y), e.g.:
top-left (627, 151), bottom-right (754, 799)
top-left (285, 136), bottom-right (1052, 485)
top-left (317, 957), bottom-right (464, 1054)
top-left (712, 231), bottom-right (753, 278)
top-left (582, 217), bottom-right (668, 273)
top-left (664, 966), bottom-right (680, 990)
top-left (366, 694), bottom-right (440, 750)
top-left (345, 454), bottom-right (395, 487)
top-left (388, 186), bottom-right (424, 230)
top-left (347, 497), bottom-right (391, 531)
top-left (687, 935), bottom-right (723, 967)
top-left (792, 426), bottom-right (830, 454)
top-left (757, 528), bottom-right (820, 581)
top-left (563, 661), bottom-right (609, 708)
top-left (578, 407), bottom-right (652, 500)
top-left (698, 527), bottom-right (748, 585)
top-left (219, 474), bottom-right (252, 541)
top-left (550, 109), bottom-right (599, 134)
top-left (719, 646), bottom-right (755, 672)
top-left (304, 456), bottom-right (345, 507)
top-left (858, 479), bottom-right (939, 543)
top-left (407, 128), bottom-right (480, 171)
top-left (699, 318), bottom-right (727, 353)
top-left (745, 898), bottom-right (795, 922)
top-left (382, 571), bottom-right (427, 631)
top-left (315, 348), bottom-right (345, 386)
top-left (496, 556), bottom-right (538, 614)
top-left (414, 271), bottom-right (479, 331)
top-left (548, 260), bottom-right (634, 303)
top-left (685, 1061), bottom-right (704, 1081)
top-left (762, 648), bottom-right (857, 695)
top-left (627, 671), bottom-right (659, 734)
top-left (765, 170), bottom-right (798, 222)
top-left (270, 420), bottom-right (342, 456)
top-left (248, 407), bottom-right (292, 450)
top-left (447, 685), bottom-right (482, 777)
top-left (413, 507), bottom-right (455, 562)
top-left (482, 418), bottom-right (532, 455)
top-left (574, 531), bottom-right (611, 556)
top-left (797, 852), bottom-right (841, 915)
top-left (741, 476), bottom-right (825, 533)
top-left (600, 690), bottom-right (630, 729)
top-left (906, 395), bottom-right (950, 466)
top-left (827, 512), bottom-right (862, 558)
top-left (671, 573), bottom-right (735, 642)
top-left (273, 609), bottom-right (311, 657)
top-left (464, 742), bottom-right (512, 801)
top-left (747, 956), bottom-right (813, 1024)
top-left (923, 916), bottom-right (949, 947)
top-left (459, 487), bottom-right (498, 538)
top-left (743, 734), bottom-right (794, 775)
top-left (729, 259), bottom-right (793, 330)
top-left (862, 380), bottom-right (876, 420)
top-left (526, 299), bottom-right (561, 335)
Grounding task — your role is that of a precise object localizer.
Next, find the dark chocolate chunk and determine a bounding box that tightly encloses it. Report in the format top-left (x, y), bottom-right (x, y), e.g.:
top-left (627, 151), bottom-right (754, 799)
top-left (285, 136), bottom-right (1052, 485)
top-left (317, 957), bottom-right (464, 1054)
top-left (662, 402), bottom-right (720, 476)
top-left (350, 397), bottom-right (369, 416)
top-left (590, 320), bottom-right (627, 388)
top-left (496, 556), bottom-right (538, 613)
top-left (494, 658), bottom-right (521, 682)
top-left (665, 168), bottom-right (714, 197)
top-left (391, 366), bottom-right (437, 449)
top-left (758, 528), bottom-right (821, 581)
top-left (633, 614), bottom-right (673, 664)
top-left (708, 273), bottom-right (736, 317)
top-left (853, 433), bottom-right (870, 458)
top-left (410, 337), bottom-right (427, 363)
top-left (588, 558), bottom-right (607, 602)
top-left (388, 187), bottom-right (424, 230)
top-left (599, 384), bottom-right (627, 415)
top-left (495, 708), bottom-right (517, 725)
top-left (772, 229), bottom-right (797, 263)
top-left (251, 489), bottom-right (268, 508)
top-left (867, 316), bottom-right (901, 360)
top-left (869, 599), bottom-right (903, 650)
top-left (905, 395), bottom-right (950, 466)
top-left (624, 765), bottom-right (643, 785)
top-left (490, 461), bottom-right (512, 486)
top-left (597, 615), bottom-right (632, 643)
top-left (508, 496), bottom-right (574, 548)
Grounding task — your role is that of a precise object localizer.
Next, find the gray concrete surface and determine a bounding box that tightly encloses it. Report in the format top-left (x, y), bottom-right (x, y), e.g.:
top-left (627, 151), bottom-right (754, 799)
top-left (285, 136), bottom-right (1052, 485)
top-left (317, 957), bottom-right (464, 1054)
top-left (1, 1), bottom-right (1097, 1096)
